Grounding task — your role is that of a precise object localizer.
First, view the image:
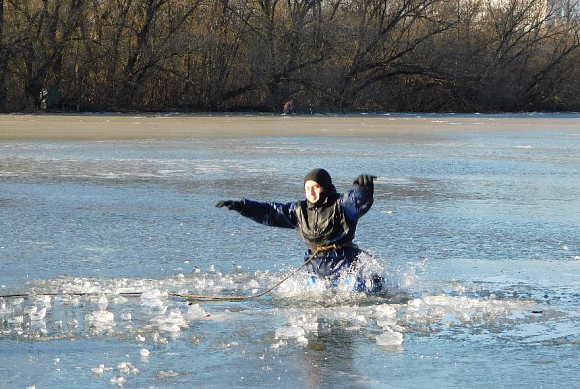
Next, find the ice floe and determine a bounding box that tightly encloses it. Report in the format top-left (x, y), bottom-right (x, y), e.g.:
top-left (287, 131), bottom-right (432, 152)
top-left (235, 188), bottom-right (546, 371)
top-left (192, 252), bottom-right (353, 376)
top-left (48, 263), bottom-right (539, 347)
top-left (376, 330), bottom-right (404, 346)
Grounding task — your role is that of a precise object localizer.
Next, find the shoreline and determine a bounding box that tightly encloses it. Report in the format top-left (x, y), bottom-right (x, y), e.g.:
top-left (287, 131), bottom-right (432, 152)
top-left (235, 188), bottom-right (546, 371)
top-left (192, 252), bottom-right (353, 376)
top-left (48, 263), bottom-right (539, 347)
top-left (1, 112), bottom-right (580, 140)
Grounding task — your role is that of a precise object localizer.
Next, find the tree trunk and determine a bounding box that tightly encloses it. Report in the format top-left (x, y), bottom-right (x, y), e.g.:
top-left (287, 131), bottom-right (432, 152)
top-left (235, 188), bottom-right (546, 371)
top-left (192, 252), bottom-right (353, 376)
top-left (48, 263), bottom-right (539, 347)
top-left (0, 0), bottom-right (5, 110)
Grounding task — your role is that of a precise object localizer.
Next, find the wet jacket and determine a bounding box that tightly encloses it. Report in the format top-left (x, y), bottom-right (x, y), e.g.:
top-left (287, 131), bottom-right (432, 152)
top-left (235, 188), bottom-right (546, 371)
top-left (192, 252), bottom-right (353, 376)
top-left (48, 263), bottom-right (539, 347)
top-left (235, 182), bottom-right (373, 277)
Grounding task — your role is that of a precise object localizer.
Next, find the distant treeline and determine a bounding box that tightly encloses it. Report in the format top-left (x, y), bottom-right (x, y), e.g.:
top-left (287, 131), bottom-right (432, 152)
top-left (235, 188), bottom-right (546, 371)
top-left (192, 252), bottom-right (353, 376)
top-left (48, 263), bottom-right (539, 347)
top-left (1, 0), bottom-right (580, 113)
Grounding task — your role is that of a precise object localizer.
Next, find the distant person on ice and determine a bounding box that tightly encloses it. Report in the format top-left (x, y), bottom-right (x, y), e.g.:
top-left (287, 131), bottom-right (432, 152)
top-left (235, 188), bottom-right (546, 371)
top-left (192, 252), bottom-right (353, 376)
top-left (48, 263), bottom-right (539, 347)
top-left (283, 99), bottom-right (295, 114)
top-left (216, 168), bottom-right (383, 292)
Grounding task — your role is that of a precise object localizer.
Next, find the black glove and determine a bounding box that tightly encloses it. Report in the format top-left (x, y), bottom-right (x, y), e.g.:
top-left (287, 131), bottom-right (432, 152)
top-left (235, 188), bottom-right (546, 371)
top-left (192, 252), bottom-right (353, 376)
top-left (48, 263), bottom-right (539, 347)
top-left (353, 174), bottom-right (376, 187)
top-left (216, 200), bottom-right (244, 211)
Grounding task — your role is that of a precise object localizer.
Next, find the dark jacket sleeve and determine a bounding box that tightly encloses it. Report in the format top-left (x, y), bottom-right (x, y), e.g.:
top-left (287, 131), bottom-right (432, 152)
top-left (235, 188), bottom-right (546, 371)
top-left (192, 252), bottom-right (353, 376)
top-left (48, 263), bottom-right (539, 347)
top-left (340, 184), bottom-right (374, 222)
top-left (237, 198), bottom-right (298, 229)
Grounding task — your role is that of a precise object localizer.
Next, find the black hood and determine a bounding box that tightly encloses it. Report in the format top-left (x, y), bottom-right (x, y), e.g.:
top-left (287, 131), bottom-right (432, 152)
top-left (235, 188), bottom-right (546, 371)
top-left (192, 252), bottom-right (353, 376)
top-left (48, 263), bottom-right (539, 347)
top-left (304, 168), bottom-right (332, 190)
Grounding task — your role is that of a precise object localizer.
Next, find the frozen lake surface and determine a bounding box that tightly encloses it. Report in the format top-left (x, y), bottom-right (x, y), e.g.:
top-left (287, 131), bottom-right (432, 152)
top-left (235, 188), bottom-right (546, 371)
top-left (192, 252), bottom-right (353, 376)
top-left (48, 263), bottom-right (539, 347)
top-left (1, 113), bottom-right (580, 388)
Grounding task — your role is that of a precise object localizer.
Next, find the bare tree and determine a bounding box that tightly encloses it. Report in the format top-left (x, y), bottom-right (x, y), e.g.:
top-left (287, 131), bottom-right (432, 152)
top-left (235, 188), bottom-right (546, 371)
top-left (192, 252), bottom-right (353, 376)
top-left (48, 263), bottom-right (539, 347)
top-left (207, 0), bottom-right (326, 110)
top-left (0, 0), bottom-right (6, 109)
top-left (1, 0), bottom-right (580, 112)
top-left (522, 10), bottom-right (580, 109)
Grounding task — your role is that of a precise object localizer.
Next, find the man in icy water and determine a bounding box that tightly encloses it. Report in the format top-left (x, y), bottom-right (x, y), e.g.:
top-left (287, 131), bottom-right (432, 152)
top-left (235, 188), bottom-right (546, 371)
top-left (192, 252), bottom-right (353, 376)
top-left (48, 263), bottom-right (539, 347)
top-left (216, 168), bottom-right (383, 293)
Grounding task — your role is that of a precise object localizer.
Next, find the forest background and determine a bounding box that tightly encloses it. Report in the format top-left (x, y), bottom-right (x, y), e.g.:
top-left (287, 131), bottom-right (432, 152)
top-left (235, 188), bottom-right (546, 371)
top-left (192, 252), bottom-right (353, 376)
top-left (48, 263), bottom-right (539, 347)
top-left (1, 0), bottom-right (580, 113)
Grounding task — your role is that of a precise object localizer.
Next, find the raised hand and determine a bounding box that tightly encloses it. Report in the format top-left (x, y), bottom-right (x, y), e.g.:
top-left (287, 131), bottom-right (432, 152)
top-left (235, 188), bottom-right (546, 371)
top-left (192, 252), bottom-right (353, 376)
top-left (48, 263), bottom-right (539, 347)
top-left (353, 175), bottom-right (376, 187)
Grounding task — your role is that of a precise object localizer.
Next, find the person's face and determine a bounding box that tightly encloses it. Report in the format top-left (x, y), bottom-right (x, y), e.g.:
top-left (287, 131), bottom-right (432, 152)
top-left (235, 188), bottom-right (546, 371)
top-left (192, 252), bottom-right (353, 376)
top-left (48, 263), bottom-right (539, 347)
top-left (304, 180), bottom-right (324, 203)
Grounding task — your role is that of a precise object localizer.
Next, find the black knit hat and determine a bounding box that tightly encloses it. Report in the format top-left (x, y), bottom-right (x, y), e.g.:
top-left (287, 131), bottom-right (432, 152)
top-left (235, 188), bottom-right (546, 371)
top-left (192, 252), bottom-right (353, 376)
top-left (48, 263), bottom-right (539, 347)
top-left (304, 168), bottom-right (332, 190)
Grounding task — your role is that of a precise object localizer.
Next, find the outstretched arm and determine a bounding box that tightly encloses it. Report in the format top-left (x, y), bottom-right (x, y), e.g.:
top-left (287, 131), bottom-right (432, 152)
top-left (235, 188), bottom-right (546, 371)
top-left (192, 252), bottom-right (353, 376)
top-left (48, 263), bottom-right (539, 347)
top-left (216, 199), bottom-right (298, 229)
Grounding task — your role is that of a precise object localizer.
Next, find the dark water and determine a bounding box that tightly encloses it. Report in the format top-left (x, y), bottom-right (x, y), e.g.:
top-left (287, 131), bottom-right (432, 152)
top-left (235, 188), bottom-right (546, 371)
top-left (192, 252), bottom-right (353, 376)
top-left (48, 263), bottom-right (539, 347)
top-left (1, 114), bottom-right (580, 388)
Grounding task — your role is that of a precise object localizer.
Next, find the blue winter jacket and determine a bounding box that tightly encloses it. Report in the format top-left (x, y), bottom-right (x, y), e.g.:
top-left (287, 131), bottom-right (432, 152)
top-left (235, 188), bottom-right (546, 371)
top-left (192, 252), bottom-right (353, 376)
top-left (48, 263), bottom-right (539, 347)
top-left (235, 183), bottom-right (373, 277)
